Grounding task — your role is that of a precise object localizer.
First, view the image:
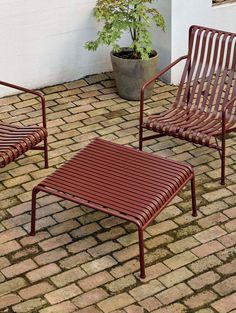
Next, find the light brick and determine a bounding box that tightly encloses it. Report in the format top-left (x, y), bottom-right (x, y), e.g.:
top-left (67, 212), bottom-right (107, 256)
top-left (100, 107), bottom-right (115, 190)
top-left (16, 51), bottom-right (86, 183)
top-left (39, 300), bottom-right (77, 313)
top-left (51, 267), bottom-right (87, 288)
top-left (188, 255), bottom-right (223, 274)
top-left (202, 188), bottom-right (232, 201)
top-left (34, 247), bottom-right (68, 265)
top-left (113, 244), bottom-right (139, 262)
top-left (12, 298), bottom-right (46, 313)
top-left (197, 212), bottom-right (228, 228)
top-left (216, 259), bottom-right (236, 275)
top-left (53, 207), bottom-right (83, 223)
top-left (48, 220), bottom-right (80, 236)
top-left (218, 232), bottom-right (236, 247)
top-left (211, 293), bottom-right (236, 313)
top-left (129, 280), bottom-right (165, 301)
top-left (164, 251), bottom-right (198, 269)
top-left (0, 240), bottom-right (21, 256)
top-left (145, 234), bottom-right (173, 249)
top-left (26, 263), bottom-right (61, 282)
top-left (66, 236), bottom-right (97, 254)
top-left (106, 275), bottom-right (136, 293)
top-left (137, 262), bottom-right (170, 283)
top-left (0, 293), bottom-right (22, 310)
top-left (139, 297), bottom-right (162, 312)
top-left (98, 293), bottom-right (135, 313)
top-left (223, 206), bottom-right (236, 218)
top-left (184, 291), bottom-right (218, 309)
top-left (20, 231), bottom-right (50, 246)
top-left (19, 282), bottom-right (55, 300)
top-left (72, 288), bottom-right (108, 308)
top-left (110, 259), bottom-right (140, 278)
top-left (159, 267), bottom-right (193, 287)
top-left (39, 234), bottom-right (72, 251)
top-left (45, 283), bottom-right (82, 304)
top-left (188, 271), bottom-right (220, 290)
top-left (146, 220), bottom-right (178, 236)
top-left (59, 252), bottom-right (92, 269)
top-left (88, 241), bottom-right (121, 258)
top-left (1, 259), bottom-right (37, 278)
top-left (200, 201), bottom-right (228, 215)
top-left (152, 303), bottom-right (187, 313)
top-left (194, 226), bottom-right (226, 243)
top-left (168, 237), bottom-right (199, 254)
top-left (191, 240), bottom-right (225, 258)
top-left (78, 271), bottom-right (114, 291)
top-left (0, 227), bottom-right (26, 244)
top-left (213, 276), bottom-right (236, 296)
top-left (97, 227), bottom-right (127, 242)
top-left (156, 282), bottom-right (193, 305)
top-left (224, 219), bottom-right (236, 232)
top-left (0, 278), bottom-right (26, 296)
top-left (82, 256), bottom-right (117, 275)
top-left (70, 222), bottom-right (101, 238)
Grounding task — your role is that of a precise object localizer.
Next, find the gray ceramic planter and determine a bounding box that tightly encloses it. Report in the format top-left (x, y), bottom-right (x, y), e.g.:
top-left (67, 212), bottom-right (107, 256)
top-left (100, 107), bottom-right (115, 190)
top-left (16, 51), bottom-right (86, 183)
top-left (111, 49), bottom-right (158, 101)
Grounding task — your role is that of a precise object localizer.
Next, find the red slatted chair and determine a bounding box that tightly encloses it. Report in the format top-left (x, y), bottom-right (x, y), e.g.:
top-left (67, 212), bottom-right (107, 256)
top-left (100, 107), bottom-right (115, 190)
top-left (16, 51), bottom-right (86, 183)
top-left (139, 25), bottom-right (236, 185)
top-left (0, 81), bottom-right (48, 170)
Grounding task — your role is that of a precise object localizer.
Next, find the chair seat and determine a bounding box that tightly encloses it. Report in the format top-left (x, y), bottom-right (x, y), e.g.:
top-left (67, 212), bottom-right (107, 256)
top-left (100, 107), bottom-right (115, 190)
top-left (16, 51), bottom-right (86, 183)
top-left (0, 123), bottom-right (47, 167)
top-left (144, 106), bottom-right (236, 147)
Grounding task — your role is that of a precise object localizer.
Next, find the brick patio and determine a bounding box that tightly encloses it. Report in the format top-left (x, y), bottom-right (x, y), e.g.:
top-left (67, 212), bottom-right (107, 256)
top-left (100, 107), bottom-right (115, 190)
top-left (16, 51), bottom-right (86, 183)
top-left (0, 73), bottom-right (235, 313)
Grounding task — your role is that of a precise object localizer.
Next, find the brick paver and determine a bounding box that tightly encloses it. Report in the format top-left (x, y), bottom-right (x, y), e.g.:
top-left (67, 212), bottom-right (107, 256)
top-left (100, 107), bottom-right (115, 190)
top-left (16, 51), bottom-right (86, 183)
top-left (0, 73), bottom-right (235, 312)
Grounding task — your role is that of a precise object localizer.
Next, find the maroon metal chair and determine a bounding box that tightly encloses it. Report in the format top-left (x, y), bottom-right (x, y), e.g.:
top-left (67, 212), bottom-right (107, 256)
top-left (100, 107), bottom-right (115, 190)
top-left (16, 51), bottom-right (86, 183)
top-left (139, 25), bottom-right (236, 185)
top-left (0, 81), bottom-right (48, 169)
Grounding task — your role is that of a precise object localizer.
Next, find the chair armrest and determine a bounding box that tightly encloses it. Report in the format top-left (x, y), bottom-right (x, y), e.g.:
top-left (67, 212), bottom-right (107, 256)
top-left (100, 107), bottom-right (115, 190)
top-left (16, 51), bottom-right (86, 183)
top-left (222, 95), bottom-right (236, 113)
top-left (221, 95), bottom-right (236, 137)
top-left (0, 80), bottom-right (47, 129)
top-left (139, 55), bottom-right (188, 127)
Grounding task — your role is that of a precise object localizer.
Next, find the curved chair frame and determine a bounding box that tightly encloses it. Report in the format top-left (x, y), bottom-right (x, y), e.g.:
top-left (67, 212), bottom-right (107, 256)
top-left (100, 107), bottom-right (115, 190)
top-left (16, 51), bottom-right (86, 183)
top-left (0, 81), bottom-right (48, 169)
top-left (139, 25), bottom-right (236, 185)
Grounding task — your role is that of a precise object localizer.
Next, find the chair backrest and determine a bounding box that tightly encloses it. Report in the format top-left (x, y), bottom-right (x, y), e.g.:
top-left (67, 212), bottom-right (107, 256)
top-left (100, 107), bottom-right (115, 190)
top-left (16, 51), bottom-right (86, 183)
top-left (176, 25), bottom-right (236, 118)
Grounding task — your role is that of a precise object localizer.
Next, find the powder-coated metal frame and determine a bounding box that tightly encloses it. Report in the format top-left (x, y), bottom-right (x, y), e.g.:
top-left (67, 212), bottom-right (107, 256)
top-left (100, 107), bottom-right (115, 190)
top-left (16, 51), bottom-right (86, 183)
top-left (30, 138), bottom-right (197, 278)
top-left (0, 81), bottom-right (48, 169)
top-left (139, 25), bottom-right (236, 185)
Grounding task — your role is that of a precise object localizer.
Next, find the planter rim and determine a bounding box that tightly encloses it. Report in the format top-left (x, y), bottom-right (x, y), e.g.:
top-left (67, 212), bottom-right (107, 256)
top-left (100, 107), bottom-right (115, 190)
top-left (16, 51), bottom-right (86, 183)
top-left (110, 48), bottom-right (158, 63)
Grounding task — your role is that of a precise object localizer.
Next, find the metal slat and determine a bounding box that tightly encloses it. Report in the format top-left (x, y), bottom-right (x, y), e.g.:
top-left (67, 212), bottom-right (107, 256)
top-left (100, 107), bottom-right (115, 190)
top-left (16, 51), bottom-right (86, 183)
top-left (37, 138), bottom-right (194, 227)
top-left (0, 123), bottom-right (47, 167)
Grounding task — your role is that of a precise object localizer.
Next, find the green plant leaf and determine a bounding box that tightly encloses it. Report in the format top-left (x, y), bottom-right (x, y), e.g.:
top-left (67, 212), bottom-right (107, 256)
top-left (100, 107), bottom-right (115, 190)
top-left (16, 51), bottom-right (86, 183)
top-left (85, 0), bottom-right (165, 60)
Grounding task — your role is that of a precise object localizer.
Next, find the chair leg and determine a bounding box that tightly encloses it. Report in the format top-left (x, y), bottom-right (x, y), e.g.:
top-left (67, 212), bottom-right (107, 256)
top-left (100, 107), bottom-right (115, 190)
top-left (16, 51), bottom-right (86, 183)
top-left (139, 126), bottom-right (143, 151)
top-left (221, 146), bottom-right (225, 185)
top-left (30, 188), bottom-right (38, 236)
top-left (191, 175), bottom-right (197, 217)
top-left (44, 138), bottom-right (49, 169)
top-left (138, 227), bottom-right (146, 279)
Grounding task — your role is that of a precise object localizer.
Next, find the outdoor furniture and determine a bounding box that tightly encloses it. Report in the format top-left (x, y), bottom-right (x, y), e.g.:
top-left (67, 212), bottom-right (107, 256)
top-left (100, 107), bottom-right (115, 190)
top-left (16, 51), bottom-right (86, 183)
top-left (139, 25), bottom-right (236, 185)
top-left (30, 138), bottom-right (197, 278)
top-left (0, 81), bottom-right (48, 169)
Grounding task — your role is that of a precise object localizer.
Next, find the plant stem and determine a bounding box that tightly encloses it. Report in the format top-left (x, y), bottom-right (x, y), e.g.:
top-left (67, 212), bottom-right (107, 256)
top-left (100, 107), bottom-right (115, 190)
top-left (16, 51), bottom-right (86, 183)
top-left (129, 27), bottom-right (135, 41)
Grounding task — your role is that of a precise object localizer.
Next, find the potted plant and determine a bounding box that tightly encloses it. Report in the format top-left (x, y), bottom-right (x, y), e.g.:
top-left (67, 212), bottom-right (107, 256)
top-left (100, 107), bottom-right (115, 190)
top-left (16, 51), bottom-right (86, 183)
top-left (85, 0), bottom-right (165, 100)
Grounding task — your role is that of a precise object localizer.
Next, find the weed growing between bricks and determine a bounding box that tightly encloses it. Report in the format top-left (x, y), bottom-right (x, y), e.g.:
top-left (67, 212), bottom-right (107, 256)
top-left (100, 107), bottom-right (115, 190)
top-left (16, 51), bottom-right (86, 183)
top-left (0, 72), bottom-right (235, 312)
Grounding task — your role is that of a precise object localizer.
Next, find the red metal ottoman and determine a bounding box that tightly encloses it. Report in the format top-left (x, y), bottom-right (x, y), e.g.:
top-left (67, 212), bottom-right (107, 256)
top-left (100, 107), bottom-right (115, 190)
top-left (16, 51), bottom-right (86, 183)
top-left (31, 138), bottom-right (197, 278)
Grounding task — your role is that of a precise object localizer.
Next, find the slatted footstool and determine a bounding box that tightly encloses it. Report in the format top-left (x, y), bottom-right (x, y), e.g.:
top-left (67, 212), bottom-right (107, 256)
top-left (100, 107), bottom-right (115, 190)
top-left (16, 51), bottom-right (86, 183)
top-left (30, 138), bottom-right (197, 278)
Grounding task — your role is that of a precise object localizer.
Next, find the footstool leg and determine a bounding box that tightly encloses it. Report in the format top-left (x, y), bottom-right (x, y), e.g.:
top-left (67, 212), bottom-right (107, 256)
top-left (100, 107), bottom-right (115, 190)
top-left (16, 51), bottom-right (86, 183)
top-left (139, 126), bottom-right (143, 151)
top-left (138, 227), bottom-right (146, 279)
top-left (30, 188), bottom-right (38, 236)
top-left (191, 175), bottom-right (197, 217)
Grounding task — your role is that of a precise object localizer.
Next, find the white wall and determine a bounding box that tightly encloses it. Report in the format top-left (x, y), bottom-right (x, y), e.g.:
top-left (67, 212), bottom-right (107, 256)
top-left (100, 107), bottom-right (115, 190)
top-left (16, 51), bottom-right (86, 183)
top-left (0, 0), bottom-right (171, 96)
top-left (0, 0), bottom-right (114, 96)
top-left (152, 0), bottom-right (172, 82)
top-left (1, 0), bottom-right (235, 96)
top-left (171, 0), bottom-right (236, 84)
